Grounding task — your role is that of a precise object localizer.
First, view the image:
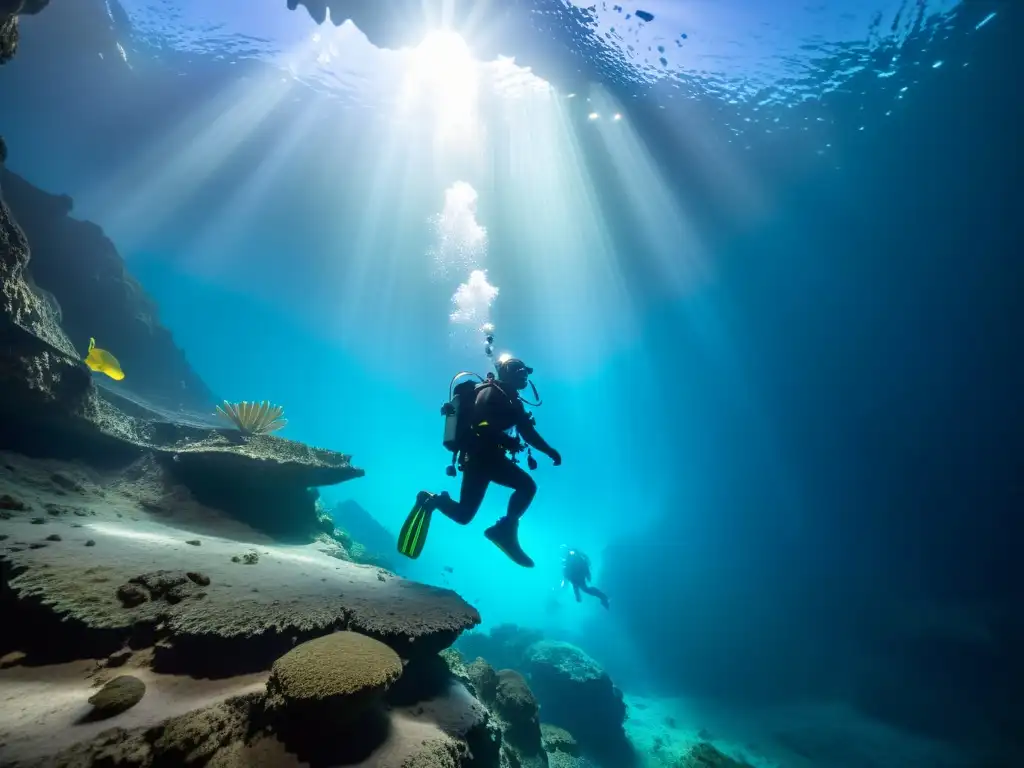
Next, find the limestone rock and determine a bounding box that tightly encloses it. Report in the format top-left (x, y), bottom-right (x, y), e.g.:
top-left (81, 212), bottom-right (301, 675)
top-left (88, 674), bottom-right (146, 718)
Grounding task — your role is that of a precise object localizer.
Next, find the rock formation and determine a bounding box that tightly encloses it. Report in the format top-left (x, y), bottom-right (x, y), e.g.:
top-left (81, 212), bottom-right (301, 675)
top-left (328, 497), bottom-right (400, 570)
top-left (458, 622), bottom-right (544, 674)
top-left (87, 674), bottom-right (147, 720)
top-left (0, 167), bottom-right (215, 413)
top-left (4, 634), bottom-right (534, 767)
top-left (0, 147), bottom-right (366, 542)
top-left (0, 141), bottom-right (491, 765)
top-left (492, 669), bottom-right (548, 768)
top-left (523, 640), bottom-right (632, 766)
top-left (1, 0), bottom-right (49, 64)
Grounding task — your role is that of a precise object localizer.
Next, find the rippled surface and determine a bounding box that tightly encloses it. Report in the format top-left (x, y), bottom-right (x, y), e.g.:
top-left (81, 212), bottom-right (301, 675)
top-left (112, 0), bottom-right (988, 100)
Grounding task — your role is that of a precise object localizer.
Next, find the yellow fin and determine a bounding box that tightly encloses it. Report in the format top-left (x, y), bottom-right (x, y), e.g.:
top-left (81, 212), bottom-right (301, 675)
top-left (84, 341), bottom-right (125, 381)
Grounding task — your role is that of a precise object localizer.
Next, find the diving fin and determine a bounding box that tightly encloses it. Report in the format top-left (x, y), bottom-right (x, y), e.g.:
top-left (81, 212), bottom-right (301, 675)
top-left (398, 491), bottom-right (435, 559)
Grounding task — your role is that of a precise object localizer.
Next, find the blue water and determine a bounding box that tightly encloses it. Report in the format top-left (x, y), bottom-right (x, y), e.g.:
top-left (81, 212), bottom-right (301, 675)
top-left (1, 0), bottom-right (1020, 765)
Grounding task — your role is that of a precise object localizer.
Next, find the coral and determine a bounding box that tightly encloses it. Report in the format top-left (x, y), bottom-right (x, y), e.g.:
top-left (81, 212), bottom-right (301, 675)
top-left (265, 631), bottom-right (403, 718)
top-left (315, 505), bottom-right (334, 535)
top-left (88, 675), bottom-right (146, 718)
top-left (441, 648), bottom-right (473, 689)
top-left (215, 400), bottom-right (287, 435)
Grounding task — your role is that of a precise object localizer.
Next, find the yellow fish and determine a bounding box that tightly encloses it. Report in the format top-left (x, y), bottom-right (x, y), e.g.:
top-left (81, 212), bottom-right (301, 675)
top-left (83, 337), bottom-right (125, 381)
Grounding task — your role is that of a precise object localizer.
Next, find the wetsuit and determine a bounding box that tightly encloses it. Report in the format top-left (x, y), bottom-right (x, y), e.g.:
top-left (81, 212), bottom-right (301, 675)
top-left (399, 359), bottom-right (559, 567)
top-left (434, 380), bottom-right (552, 525)
top-left (564, 550), bottom-right (609, 608)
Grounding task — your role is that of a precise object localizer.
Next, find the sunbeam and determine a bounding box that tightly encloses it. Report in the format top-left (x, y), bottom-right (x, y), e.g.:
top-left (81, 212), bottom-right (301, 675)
top-left (585, 85), bottom-right (712, 294)
top-left (184, 96), bottom-right (327, 277)
top-left (79, 34), bottom-right (338, 251)
top-left (488, 85), bottom-right (638, 377)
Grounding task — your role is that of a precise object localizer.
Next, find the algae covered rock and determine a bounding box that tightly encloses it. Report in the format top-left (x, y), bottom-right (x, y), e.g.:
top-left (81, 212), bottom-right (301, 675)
top-left (541, 724), bottom-right (579, 756)
top-left (524, 641), bottom-right (629, 763)
top-left (676, 742), bottom-right (753, 767)
top-left (494, 669), bottom-right (546, 766)
top-left (265, 630), bottom-right (403, 719)
top-left (88, 674), bottom-right (146, 718)
top-left (399, 736), bottom-right (462, 767)
top-left (466, 657), bottom-right (499, 702)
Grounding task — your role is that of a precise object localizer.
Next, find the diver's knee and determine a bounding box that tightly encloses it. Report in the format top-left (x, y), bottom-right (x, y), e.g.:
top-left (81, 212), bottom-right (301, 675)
top-left (454, 502), bottom-right (481, 525)
top-left (519, 475), bottom-right (537, 499)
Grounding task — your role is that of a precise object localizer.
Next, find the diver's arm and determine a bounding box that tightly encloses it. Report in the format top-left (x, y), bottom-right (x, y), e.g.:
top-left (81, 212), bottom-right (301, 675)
top-left (519, 421), bottom-right (561, 464)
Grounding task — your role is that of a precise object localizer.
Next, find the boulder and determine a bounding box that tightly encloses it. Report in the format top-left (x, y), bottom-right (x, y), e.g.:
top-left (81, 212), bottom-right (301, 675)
top-left (265, 631), bottom-right (403, 720)
top-left (523, 641), bottom-right (631, 764)
top-left (493, 669), bottom-right (547, 768)
top-left (467, 657), bottom-right (499, 703)
top-left (87, 674), bottom-right (146, 719)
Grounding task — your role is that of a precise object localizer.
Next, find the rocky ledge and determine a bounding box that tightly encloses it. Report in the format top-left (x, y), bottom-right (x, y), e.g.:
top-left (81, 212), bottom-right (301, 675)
top-left (0, 167), bottom-right (215, 413)
top-left (1, 1), bottom-right (50, 65)
top-left (1, 160), bottom-right (365, 539)
top-left (0, 633), bottom-right (501, 767)
top-left (0, 451), bottom-right (479, 674)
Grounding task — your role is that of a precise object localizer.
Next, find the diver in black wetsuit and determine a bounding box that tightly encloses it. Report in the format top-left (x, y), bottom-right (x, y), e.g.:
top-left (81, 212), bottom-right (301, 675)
top-left (405, 358), bottom-right (561, 568)
top-left (563, 548), bottom-right (609, 609)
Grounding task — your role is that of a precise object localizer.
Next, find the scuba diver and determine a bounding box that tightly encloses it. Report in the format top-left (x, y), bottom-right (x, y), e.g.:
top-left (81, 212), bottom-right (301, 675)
top-left (562, 547), bottom-right (609, 609)
top-left (398, 350), bottom-right (561, 569)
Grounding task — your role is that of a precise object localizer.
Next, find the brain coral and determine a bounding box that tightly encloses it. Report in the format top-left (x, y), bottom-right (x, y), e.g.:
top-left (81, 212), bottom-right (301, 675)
top-left (265, 631), bottom-right (403, 716)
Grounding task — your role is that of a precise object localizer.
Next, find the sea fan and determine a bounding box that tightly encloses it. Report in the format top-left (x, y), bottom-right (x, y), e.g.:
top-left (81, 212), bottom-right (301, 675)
top-left (215, 400), bottom-right (287, 435)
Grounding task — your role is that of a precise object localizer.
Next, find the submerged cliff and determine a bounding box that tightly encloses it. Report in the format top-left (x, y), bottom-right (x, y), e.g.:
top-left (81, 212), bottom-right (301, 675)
top-left (0, 167), bottom-right (216, 414)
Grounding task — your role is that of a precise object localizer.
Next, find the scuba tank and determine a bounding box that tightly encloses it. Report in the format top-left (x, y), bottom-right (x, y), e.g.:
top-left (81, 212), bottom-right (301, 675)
top-left (440, 371), bottom-right (494, 477)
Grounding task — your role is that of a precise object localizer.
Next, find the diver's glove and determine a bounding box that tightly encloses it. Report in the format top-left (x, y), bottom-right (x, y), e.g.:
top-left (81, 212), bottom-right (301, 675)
top-left (548, 448), bottom-right (562, 466)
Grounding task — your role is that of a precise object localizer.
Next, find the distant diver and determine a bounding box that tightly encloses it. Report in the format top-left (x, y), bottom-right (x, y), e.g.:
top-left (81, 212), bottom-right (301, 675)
top-left (561, 547), bottom-right (609, 609)
top-left (398, 332), bottom-right (561, 568)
